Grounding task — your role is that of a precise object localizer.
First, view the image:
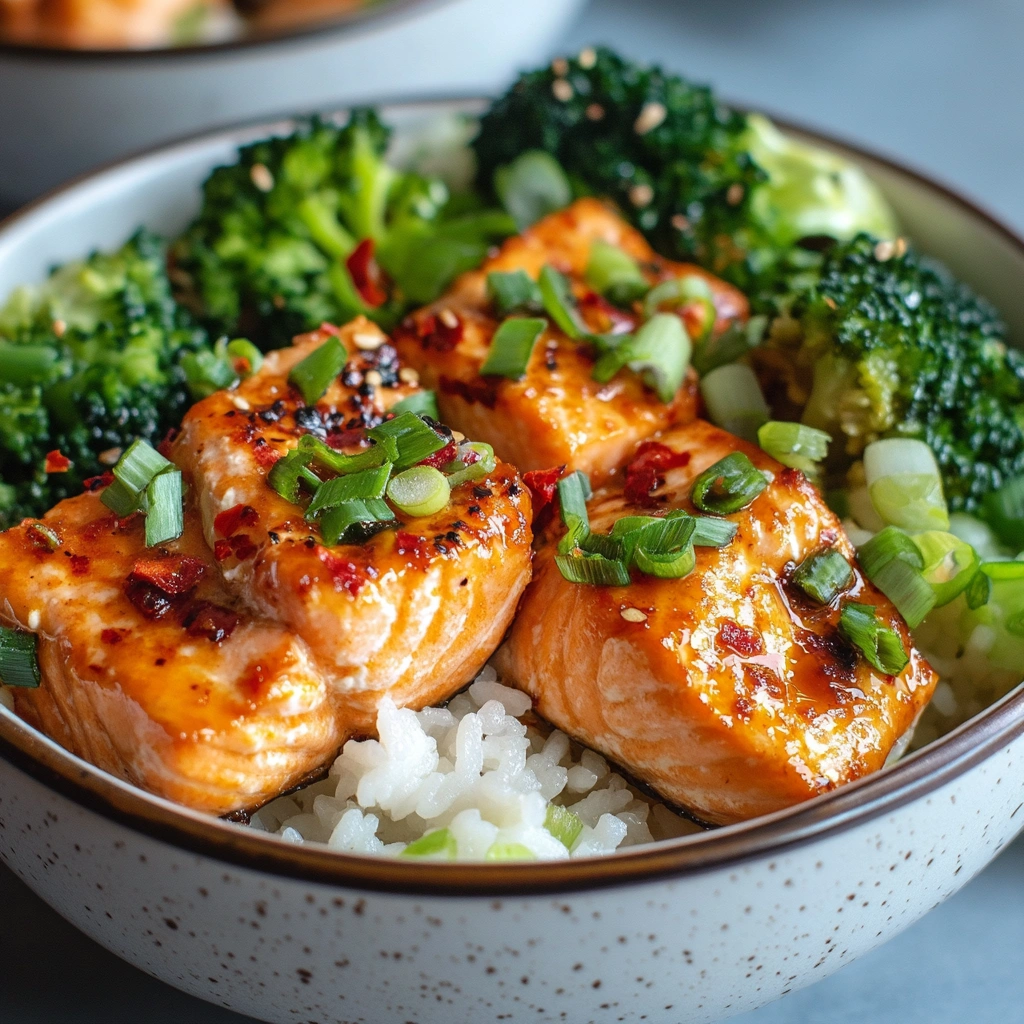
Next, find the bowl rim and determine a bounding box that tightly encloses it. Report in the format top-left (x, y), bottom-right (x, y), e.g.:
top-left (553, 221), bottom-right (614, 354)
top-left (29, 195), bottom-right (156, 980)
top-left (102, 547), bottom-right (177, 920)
top-left (0, 0), bottom-right (457, 62)
top-left (1, 99), bottom-right (1023, 898)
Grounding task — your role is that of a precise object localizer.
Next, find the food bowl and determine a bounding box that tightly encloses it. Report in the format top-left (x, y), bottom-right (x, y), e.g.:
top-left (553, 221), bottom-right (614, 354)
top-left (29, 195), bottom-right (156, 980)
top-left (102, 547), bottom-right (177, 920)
top-left (0, 100), bottom-right (1023, 1024)
top-left (0, 0), bottom-right (588, 210)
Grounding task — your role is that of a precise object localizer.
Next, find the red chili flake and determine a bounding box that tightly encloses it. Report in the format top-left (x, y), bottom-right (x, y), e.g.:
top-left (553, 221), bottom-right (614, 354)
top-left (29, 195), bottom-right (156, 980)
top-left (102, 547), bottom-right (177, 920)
top-left (419, 311), bottom-right (464, 352)
top-left (44, 450), bottom-right (71, 474)
top-left (252, 439), bottom-right (282, 467)
top-left (229, 534), bottom-right (258, 561)
top-left (438, 374), bottom-right (498, 409)
top-left (394, 531), bottom-right (430, 571)
top-left (128, 554), bottom-right (205, 595)
top-left (124, 580), bottom-right (177, 620)
top-left (214, 504), bottom-right (259, 539)
top-left (69, 554), bottom-right (90, 576)
top-left (623, 441), bottom-right (691, 506)
top-left (183, 601), bottom-right (240, 643)
top-left (578, 290), bottom-right (637, 334)
top-left (717, 620), bottom-right (765, 658)
top-left (345, 238), bottom-right (388, 308)
top-left (419, 441), bottom-right (457, 470)
top-left (315, 546), bottom-right (366, 594)
top-left (214, 540), bottom-right (233, 562)
top-left (83, 472), bottom-right (114, 492)
top-left (100, 628), bottom-right (126, 645)
top-left (326, 428), bottom-right (366, 451)
top-left (523, 465), bottom-right (566, 529)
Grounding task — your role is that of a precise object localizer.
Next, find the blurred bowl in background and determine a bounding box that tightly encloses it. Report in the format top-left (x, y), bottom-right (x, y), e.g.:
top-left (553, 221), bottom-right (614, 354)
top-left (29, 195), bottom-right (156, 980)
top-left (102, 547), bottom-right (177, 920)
top-left (0, 0), bottom-right (588, 209)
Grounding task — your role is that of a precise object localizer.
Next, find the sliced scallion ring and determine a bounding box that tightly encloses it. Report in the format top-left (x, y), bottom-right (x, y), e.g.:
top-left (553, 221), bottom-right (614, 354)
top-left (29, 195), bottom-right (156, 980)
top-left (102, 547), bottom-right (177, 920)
top-left (107, 438), bottom-right (172, 503)
top-left (400, 828), bottom-right (457, 860)
top-left (226, 338), bottom-right (263, 377)
top-left (538, 265), bottom-right (585, 340)
top-left (691, 516), bottom-right (739, 547)
top-left (585, 240), bottom-right (650, 307)
top-left (592, 314), bottom-right (690, 403)
top-left (912, 531), bottom-right (980, 607)
top-left (633, 542), bottom-right (696, 579)
top-left (791, 549), bottom-right (854, 605)
top-left (864, 438), bottom-right (949, 532)
top-left (757, 421), bottom-right (831, 475)
top-left (387, 465), bottom-right (451, 518)
top-left (544, 804), bottom-right (584, 850)
top-left (390, 391), bottom-right (440, 420)
top-left (691, 452), bottom-right (768, 515)
top-left (288, 337), bottom-right (346, 405)
top-left (480, 317), bottom-right (547, 379)
top-left (486, 269), bottom-right (543, 315)
top-left (267, 448), bottom-right (321, 503)
top-left (554, 551), bottom-right (631, 586)
top-left (856, 526), bottom-right (925, 578)
top-left (443, 443), bottom-right (497, 490)
top-left (556, 470), bottom-right (592, 528)
top-left (865, 557), bottom-right (936, 628)
top-left (144, 469), bottom-right (184, 547)
top-left (304, 464), bottom-right (392, 520)
top-left (643, 275), bottom-right (715, 338)
top-left (965, 568), bottom-right (993, 610)
top-left (0, 627), bottom-right (40, 688)
top-left (700, 364), bottom-right (770, 443)
top-left (319, 498), bottom-right (395, 546)
top-left (839, 602), bottom-right (909, 675)
top-left (691, 315), bottom-right (766, 377)
top-left (298, 434), bottom-right (397, 475)
top-left (368, 412), bottom-right (445, 469)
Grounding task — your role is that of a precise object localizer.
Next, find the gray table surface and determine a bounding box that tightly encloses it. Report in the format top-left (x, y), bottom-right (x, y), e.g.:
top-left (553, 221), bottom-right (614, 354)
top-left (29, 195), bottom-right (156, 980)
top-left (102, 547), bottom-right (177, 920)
top-left (4, 0), bottom-right (1024, 1021)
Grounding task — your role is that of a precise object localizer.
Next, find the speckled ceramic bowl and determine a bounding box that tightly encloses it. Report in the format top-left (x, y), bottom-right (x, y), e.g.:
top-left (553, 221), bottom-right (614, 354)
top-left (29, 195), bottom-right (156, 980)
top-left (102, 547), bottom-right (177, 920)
top-left (1, 102), bottom-right (1023, 1024)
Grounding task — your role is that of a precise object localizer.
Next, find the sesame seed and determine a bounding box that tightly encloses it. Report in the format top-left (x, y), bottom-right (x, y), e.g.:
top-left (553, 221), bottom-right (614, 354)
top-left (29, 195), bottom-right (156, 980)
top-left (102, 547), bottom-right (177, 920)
top-left (634, 101), bottom-right (667, 136)
top-left (629, 183), bottom-right (655, 208)
top-left (250, 163), bottom-right (274, 192)
top-left (620, 607), bottom-right (648, 623)
top-left (451, 430), bottom-right (466, 442)
top-left (726, 183), bottom-right (745, 206)
top-left (353, 331), bottom-right (385, 351)
top-left (398, 367), bottom-right (420, 385)
top-left (552, 79), bottom-right (574, 102)
top-left (364, 369), bottom-right (383, 388)
top-left (51, 319), bottom-right (66, 338)
top-left (585, 103), bottom-right (606, 121)
top-left (438, 308), bottom-right (459, 329)
top-left (578, 47), bottom-right (597, 69)
top-left (27, 609), bottom-right (41, 630)
top-left (670, 214), bottom-right (690, 231)
top-left (231, 395), bottom-right (251, 410)
top-left (98, 447), bottom-right (123, 466)
top-left (551, 57), bottom-right (569, 77)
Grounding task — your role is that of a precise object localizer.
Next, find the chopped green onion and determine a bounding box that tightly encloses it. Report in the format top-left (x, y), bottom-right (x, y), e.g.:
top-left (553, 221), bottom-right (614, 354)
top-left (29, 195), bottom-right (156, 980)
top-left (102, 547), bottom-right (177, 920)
top-left (864, 438), bottom-right (949, 532)
top-left (297, 434), bottom-right (397, 475)
top-left (181, 347), bottom-right (238, 400)
top-left (100, 477), bottom-right (145, 518)
top-left (632, 511), bottom-right (696, 556)
top-left (691, 315), bottom-right (767, 377)
top-left (305, 465), bottom-right (392, 520)
top-left (0, 627), bottom-right (40, 688)
top-left (839, 602), bottom-right (909, 675)
top-left (980, 560), bottom-right (1024, 581)
top-left (267, 448), bottom-right (321, 503)
top-left (965, 569), bottom-right (992, 610)
top-left (633, 542), bottom-right (696, 579)
top-left (319, 498), bottom-right (395, 546)
top-left (865, 557), bottom-right (936, 628)
top-left (481, 317), bottom-right (547, 379)
top-left (554, 551), bottom-right (631, 586)
top-left (538, 265), bottom-right (585, 340)
top-left (791, 549), bottom-right (854, 605)
top-left (691, 453), bottom-right (768, 515)
top-left (643, 275), bottom-right (715, 339)
top-left (101, 439), bottom-right (176, 525)
top-left (288, 337), bottom-right (346, 404)
top-left (368, 412), bottom-right (445, 469)
top-left (982, 474), bottom-right (1024, 548)
top-left (856, 526), bottom-right (924, 578)
top-left (484, 842), bottom-right (537, 862)
top-left (556, 470), bottom-right (592, 528)
top-left (387, 465), bottom-right (450, 517)
top-left (913, 531), bottom-right (979, 607)
top-left (578, 530), bottom-right (626, 561)
top-left (592, 314), bottom-right (691, 403)
top-left (226, 338), bottom-right (263, 377)
top-left (544, 804), bottom-right (584, 850)
top-left (0, 341), bottom-right (61, 386)
top-left (390, 391), bottom-right (440, 420)
top-left (757, 421), bottom-right (831, 475)
top-left (144, 469), bottom-right (184, 547)
top-left (585, 240), bottom-right (649, 306)
top-left (400, 828), bottom-right (457, 860)
top-left (443, 443), bottom-right (497, 489)
top-left (691, 516), bottom-right (739, 547)
top-left (486, 270), bottom-right (542, 315)
top-left (109, 438), bottom-right (172, 500)
top-left (700, 364), bottom-right (770, 443)
top-left (494, 150), bottom-right (572, 230)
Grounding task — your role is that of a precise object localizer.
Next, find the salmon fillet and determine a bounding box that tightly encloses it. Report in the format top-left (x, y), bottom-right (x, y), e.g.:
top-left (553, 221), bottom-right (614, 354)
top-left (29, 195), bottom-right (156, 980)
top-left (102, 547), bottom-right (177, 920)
top-left (392, 198), bottom-right (749, 483)
top-left (0, 493), bottom-right (338, 814)
top-left (495, 420), bottom-right (938, 824)
top-left (173, 318), bottom-right (534, 731)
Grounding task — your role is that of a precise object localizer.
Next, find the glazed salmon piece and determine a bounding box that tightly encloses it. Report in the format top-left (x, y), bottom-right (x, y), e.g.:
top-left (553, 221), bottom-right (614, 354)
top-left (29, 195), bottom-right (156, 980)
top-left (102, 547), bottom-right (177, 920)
top-left (495, 420), bottom-right (937, 824)
top-left (392, 198), bottom-right (749, 483)
top-left (0, 493), bottom-right (338, 814)
top-left (173, 318), bottom-right (533, 730)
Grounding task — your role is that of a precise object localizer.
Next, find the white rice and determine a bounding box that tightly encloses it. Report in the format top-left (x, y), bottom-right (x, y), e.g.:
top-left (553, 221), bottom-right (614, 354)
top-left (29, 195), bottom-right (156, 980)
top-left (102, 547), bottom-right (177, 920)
top-left (250, 666), bottom-right (702, 861)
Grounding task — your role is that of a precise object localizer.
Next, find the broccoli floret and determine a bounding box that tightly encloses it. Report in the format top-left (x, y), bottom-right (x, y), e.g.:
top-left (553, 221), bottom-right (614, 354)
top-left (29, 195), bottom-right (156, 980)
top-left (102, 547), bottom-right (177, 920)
top-left (0, 230), bottom-right (211, 528)
top-left (473, 48), bottom-right (894, 291)
top-left (754, 233), bottom-right (1024, 512)
top-left (175, 111), bottom-right (513, 349)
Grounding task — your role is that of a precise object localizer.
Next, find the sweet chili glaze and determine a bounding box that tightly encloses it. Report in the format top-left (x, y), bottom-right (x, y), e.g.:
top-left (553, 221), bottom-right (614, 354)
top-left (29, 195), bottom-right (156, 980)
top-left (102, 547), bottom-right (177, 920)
top-left (0, 492), bottom-right (339, 814)
top-left (495, 420), bottom-right (938, 825)
top-left (173, 317), bottom-right (534, 730)
top-left (392, 198), bottom-right (749, 484)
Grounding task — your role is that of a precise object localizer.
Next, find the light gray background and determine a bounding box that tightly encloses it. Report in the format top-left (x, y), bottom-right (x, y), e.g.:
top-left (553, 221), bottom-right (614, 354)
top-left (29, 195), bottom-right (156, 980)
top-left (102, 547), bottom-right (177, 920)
top-left (3, 0), bottom-right (1023, 1020)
